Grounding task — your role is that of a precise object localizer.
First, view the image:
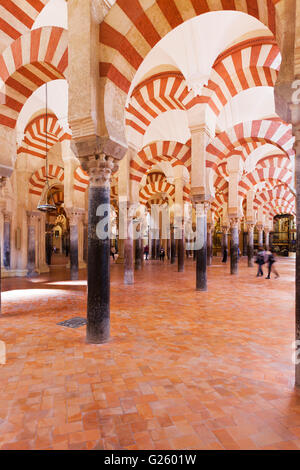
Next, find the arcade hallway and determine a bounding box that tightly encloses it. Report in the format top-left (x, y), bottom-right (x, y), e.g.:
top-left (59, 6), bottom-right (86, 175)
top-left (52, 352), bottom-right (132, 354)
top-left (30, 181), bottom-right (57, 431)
top-left (0, 258), bottom-right (298, 451)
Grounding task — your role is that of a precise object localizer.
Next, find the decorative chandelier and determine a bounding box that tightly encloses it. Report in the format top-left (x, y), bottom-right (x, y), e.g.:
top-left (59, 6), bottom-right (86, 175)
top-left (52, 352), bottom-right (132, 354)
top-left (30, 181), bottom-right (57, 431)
top-left (37, 83), bottom-right (57, 213)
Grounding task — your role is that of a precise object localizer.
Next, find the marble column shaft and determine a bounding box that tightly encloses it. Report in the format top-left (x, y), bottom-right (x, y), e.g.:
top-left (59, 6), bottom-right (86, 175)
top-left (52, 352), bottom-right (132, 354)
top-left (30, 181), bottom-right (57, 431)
top-left (230, 219), bottom-right (239, 275)
top-left (195, 204), bottom-right (208, 291)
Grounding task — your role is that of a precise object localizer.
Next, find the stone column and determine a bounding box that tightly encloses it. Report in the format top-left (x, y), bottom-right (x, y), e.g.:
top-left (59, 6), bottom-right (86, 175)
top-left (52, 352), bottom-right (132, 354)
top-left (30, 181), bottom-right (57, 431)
top-left (134, 220), bottom-right (142, 271)
top-left (230, 218), bottom-right (239, 275)
top-left (124, 205), bottom-right (134, 285)
top-left (257, 225), bottom-right (264, 247)
top-left (170, 225), bottom-right (176, 264)
top-left (195, 202), bottom-right (208, 291)
top-left (83, 221), bottom-right (88, 263)
top-left (207, 223), bottom-right (213, 266)
top-left (27, 211), bottom-right (38, 277)
top-left (3, 211), bottom-right (11, 270)
top-left (295, 126), bottom-right (300, 385)
top-left (85, 156), bottom-right (115, 344)
top-left (243, 229), bottom-right (248, 257)
top-left (174, 177), bottom-right (185, 273)
top-left (264, 228), bottom-right (270, 251)
top-left (177, 227), bottom-right (184, 272)
top-left (222, 226), bottom-right (229, 262)
top-left (66, 209), bottom-right (84, 281)
top-left (247, 223), bottom-right (255, 267)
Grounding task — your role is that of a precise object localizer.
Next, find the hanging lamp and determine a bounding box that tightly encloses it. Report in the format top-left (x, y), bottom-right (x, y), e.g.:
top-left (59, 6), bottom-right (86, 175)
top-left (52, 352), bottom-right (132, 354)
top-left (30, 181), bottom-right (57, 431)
top-left (37, 83), bottom-right (57, 213)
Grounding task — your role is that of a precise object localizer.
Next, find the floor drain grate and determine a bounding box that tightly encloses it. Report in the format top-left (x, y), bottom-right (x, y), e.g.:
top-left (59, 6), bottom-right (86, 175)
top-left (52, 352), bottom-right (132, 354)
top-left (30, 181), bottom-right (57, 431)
top-left (57, 317), bottom-right (87, 329)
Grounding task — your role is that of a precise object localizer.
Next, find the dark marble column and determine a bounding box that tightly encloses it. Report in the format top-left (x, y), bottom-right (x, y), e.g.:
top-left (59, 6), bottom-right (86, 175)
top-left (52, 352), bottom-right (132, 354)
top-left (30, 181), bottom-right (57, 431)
top-left (221, 227), bottom-right (229, 263)
top-left (3, 211), bottom-right (11, 269)
top-left (247, 224), bottom-right (254, 267)
top-left (167, 236), bottom-right (171, 260)
top-left (86, 157), bottom-right (115, 344)
top-left (230, 218), bottom-right (239, 275)
top-left (124, 209), bottom-right (134, 285)
top-left (207, 224), bottom-right (213, 266)
top-left (135, 230), bottom-right (142, 271)
top-left (170, 225), bottom-right (176, 264)
top-left (66, 209), bottom-right (83, 281)
top-left (177, 226), bottom-right (184, 272)
top-left (295, 139), bottom-right (300, 386)
top-left (243, 230), bottom-right (248, 256)
top-left (195, 203), bottom-right (208, 291)
top-left (155, 234), bottom-right (160, 260)
top-left (27, 211), bottom-right (38, 277)
top-left (83, 222), bottom-right (88, 263)
top-left (151, 236), bottom-right (156, 260)
top-left (257, 225), bottom-right (264, 247)
top-left (265, 229), bottom-right (270, 251)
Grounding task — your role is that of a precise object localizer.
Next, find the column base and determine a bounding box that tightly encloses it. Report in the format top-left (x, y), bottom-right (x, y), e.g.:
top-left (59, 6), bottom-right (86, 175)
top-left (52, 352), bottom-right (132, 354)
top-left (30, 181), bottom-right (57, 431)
top-left (116, 256), bottom-right (124, 264)
top-left (1, 269), bottom-right (28, 278)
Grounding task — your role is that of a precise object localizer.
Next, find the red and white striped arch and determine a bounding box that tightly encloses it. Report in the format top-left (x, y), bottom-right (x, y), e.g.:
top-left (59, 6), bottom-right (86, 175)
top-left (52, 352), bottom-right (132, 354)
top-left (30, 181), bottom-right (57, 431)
top-left (125, 38), bottom-right (281, 143)
top-left (268, 199), bottom-right (296, 217)
top-left (18, 113), bottom-right (71, 159)
top-left (206, 119), bottom-right (294, 169)
top-left (211, 190), bottom-right (228, 215)
top-left (186, 38), bottom-right (281, 114)
top-left (0, 26), bottom-right (68, 129)
top-left (100, 0), bottom-right (277, 95)
top-left (0, 1), bottom-right (49, 46)
top-left (239, 167), bottom-right (293, 198)
top-left (74, 167), bottom-right (89, 193)
top-left (130, 140), bottom-right (191, 183)
top-left (254, 185), bottom-right (295, 210)
top-left (140, 173), bottom-right (175, 206)
top-left (29, 164), bottom-right (64, 196)
top-left (256, 154), bottom-right (293, 170)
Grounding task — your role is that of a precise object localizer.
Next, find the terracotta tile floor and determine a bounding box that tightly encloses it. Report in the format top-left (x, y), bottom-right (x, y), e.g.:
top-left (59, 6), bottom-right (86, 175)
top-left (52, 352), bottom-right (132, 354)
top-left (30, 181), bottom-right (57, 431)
top-left (0, 256), bottom-right (298, 450)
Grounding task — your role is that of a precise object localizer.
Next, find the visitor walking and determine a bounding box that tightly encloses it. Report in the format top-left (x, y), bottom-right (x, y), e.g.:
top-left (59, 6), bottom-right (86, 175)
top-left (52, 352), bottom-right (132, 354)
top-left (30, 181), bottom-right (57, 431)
top-left (266, 250), bottom-right (280, 279)
top-left (110, 246), bottom-right (116, 261)
top-left (159, 247), bottom-right (165, 262)
top-left (222, 247), bottom-right (228, 263)
top-left (144, 245), bottom-right (149, 260)
top-left (255, 247), bottom-right (266, 277)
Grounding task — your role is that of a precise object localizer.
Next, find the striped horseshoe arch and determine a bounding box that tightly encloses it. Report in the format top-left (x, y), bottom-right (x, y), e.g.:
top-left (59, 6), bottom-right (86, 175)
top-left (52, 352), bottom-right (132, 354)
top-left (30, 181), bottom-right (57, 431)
top-left (130, 141), bottom-right (191, 183)
top-left (100, 0), bottom-right (277, 95)
top-left (0, 26), bottom-right (68, 129)
top-left (18, 113), bottom-right (71, 159)
top-left (74, 167), bottom-right (89, 193)
top-left (0, 1), bottom-right (50, 46)
top-left (239, 167), bottom-right (294, 198)
top-left (139, 173), bottom-right (175, 206)
top-left (206, 119), bottom-right (295, 169)
top-left (29, 165), bottom-right (64, 196)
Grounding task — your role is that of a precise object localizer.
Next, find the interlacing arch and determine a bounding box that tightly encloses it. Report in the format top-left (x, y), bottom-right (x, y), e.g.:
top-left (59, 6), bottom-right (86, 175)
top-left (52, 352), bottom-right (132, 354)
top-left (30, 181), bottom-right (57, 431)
top-left (0, 26), bottom-right (68, 128)
top-left (29, 165), bottom-right (64, 197)
top-left (254, 186), bottom-right (295, 213)
top-left (74, 167), bottom-right (89, 193)
top-left (18, 113), bottom-right (71, 159)
top-left (100, 0), bottom-right (277, 95)
top-left (130, 140), bottom-right (191, 183)
top-left (206, 118), bottom-right (295, 169)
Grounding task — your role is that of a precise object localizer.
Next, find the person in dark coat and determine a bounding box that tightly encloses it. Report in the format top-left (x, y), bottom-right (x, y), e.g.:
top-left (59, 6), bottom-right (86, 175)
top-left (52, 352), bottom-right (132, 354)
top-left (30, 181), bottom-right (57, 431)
top-left (255, 247), bottom-right (266, 277)
top-left (265, 250), bottom-right (280, 279)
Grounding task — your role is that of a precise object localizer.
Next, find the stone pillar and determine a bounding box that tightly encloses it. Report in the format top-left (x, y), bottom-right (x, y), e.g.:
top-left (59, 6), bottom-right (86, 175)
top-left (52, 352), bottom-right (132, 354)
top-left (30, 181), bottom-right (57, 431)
top-left (207, 223), bottom-right (213, 266)
top-left (264, 228), bottom-right (270, 251)
top-left (83, 221), bottom-right (88, 263)
top-left (85, 156), bottom-right (115, 344)
top-left (222, 226), bottom-right (229, 263)
top-left (124, 207), bottom-right (134, 285)
top-left (195, 202), bottom-right (208, 291)
top-left (257, 225), bottom-right (264, 247)
top-left (27, 211), bottom-right (38, 277)
top-left (3, 211), bottom-right (11, 269)
top-left (151, 234), bottom-right (156, 260)
top-left (174, 177), bottom-right (185, 273)
top-left (247, 223), bottom-right (255, 267)
top-left (177, 226), bottom-right (184, 272)
top-left (243, 229), bottom-right (248, 257)
top-left (135, 220), bottom-right (142, 271)
top-left (170, 225), bottom-right (176, 264)
top-left (230, 218), bottom-right (239, 275)
top-left (66, 209), bottom-right (84, 281)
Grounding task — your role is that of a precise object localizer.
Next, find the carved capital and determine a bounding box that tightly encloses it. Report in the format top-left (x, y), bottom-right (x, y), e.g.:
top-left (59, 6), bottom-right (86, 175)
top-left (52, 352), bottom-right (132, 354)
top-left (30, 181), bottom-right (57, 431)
top-left (257, 224), bottom-right (264, 232)
top-left (195, 201), bottom-right (210, 217)
top-left (27, 211), bottom-right (40, 224)
top-left (65, 208), bottom-right (85, 225)
top-left (230, 217), bottom-right (239, 229)
top-left (247, 223), bottom-right (255, 234)
top-left (221, 225), bottom-right (230, 235)
top-left (3, 211), bottom-right (12, 223)
top-left (84, 155), bottom-right (117, 188)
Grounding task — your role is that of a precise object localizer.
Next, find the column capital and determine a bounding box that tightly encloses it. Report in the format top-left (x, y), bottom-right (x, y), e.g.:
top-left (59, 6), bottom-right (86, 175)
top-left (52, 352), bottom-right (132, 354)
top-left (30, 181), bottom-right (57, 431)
top-left (256, 224), bottom-right (264, 231)
top-left (189, 124), bottom-right (212, 140)
top-left (65, 208), bottom-right (85, 225)
top-left (195, 201), bottom-right (210, 216)
top-left (221, 225), bottom-right (230, 235)
top-left (230, 217), bottom-right (239, 229)
top-left (3, 211), bottom-right (12, 223)
top-left (247, 223), bottom-right (255, 233)
top-left (27, 211), bottom-right (41, 223)
top-left (83, 154), bottom-right (118, 188)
